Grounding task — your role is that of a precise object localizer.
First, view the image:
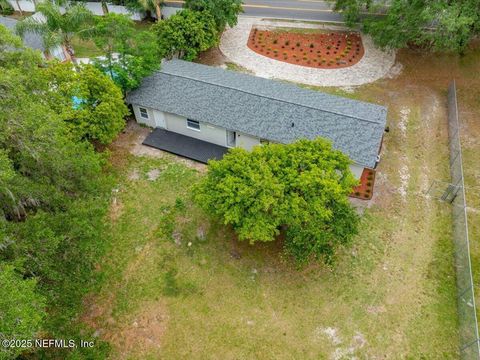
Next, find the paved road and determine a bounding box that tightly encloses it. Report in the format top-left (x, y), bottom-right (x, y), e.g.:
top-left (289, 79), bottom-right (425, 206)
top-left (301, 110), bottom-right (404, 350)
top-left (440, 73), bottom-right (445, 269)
top-left (164, 0), bottom-right (347, 22)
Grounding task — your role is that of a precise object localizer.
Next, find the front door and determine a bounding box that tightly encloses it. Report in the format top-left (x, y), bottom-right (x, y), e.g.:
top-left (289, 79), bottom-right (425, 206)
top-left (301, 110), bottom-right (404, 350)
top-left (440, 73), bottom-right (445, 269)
top-left (153, 111), bottom-right (166, 128)
top-left (226, 130), bottom-right (236, 147)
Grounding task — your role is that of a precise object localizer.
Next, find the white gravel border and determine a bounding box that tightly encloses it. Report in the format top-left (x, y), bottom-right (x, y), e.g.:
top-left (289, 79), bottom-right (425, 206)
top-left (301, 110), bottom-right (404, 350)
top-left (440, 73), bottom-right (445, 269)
top-left (219, 17), bottom-right (396, 87)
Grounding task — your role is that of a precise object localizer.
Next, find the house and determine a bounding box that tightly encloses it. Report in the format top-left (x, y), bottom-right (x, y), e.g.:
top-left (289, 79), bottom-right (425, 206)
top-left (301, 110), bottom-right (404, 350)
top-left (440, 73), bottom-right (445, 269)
top-left (0, 15), bottom-right (69, 62)
top-left (127, 60), bottom-right (387, 179)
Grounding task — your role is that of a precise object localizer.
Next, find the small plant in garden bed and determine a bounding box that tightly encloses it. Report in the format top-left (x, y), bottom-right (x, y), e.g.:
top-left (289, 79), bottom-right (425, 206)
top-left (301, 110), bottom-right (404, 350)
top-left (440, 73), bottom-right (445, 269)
top-left (351, 169), bottom-right (376, 200)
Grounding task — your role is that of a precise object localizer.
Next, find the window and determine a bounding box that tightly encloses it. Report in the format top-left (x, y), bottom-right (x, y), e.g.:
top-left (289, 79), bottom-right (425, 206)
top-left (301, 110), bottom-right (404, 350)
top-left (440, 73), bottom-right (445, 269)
top-left (139, 107), bottom-right (149, 119)
top-left (187, 119), bottom-right (200, 131)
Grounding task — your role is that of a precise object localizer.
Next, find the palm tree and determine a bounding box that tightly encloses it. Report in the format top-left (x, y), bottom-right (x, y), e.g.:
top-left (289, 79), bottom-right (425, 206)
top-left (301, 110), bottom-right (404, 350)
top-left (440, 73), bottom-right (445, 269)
top-left (137, 0), bottom-right (163, 21)
top-left (15, 2), bottom-right (95, 59)
top-left (101, 0), bottom-right (109, 15)
top-left (14, 0), bottom-right (22, 15)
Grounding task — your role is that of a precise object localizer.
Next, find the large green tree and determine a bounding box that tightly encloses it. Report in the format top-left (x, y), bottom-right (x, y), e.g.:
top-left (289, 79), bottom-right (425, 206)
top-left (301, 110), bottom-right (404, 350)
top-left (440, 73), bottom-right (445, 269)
top-left (15, 1), bottom-right (95, 58)
top-left (91, 13), bottom-right (161, 93)
top-left (0, 265), bottom-right (46, 360)
top-left (184, 0), bottom-right (243, 32)
top-left (1, 25), bottom-right (112, 358)
top-left (194, 139), bottom-right (360, 265)
top-left (43, 62), bottom-right (129, 145)
top-left (153, 9), bottom-right (218, 61)
top-left (334, 0), bottom-right (480, 52)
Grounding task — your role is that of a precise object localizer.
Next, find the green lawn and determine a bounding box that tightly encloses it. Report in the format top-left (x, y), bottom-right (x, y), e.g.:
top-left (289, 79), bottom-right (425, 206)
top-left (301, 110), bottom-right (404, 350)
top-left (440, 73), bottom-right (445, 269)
top-left (71, 37), bottom-right (104, 58)
top-left (77, 42), bottom-right (480, 359)
top-left (85, 85), bottom-right (458, 359)
top-left (454, 42), bottom-right (480, 329)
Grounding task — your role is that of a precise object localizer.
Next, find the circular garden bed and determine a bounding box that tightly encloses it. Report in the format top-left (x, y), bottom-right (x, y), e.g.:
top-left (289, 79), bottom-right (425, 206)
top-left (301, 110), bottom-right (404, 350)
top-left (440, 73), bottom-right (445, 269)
top-left (247, 28), bottom-right (364, 69)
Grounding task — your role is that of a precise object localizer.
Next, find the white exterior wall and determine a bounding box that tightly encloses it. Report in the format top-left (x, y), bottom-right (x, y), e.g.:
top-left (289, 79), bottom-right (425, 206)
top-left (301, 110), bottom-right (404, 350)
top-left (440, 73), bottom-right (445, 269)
top-left (132, 105), bottom-right (156, 128)
top-left (349, 164), bottom-right (364, 180)
top-left (236, 132), bottom-right (260, 150)
top-left (164, 113), bottom-right (228, 148)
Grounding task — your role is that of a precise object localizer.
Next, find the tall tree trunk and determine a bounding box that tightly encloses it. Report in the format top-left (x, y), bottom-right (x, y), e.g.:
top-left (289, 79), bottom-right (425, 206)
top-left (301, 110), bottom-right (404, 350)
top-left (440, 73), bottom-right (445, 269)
top-left (155, 3), bottom-right (161, 21)
top-left (15, 0), bottom-right (22, 15)
top-left (101, 0), bottom-right (109, 15)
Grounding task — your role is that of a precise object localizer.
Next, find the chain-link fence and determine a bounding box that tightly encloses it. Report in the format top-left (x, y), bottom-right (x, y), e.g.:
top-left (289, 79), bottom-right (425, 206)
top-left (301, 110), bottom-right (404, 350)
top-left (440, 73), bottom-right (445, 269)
top-left (447, 80), bottom-right (480, 359)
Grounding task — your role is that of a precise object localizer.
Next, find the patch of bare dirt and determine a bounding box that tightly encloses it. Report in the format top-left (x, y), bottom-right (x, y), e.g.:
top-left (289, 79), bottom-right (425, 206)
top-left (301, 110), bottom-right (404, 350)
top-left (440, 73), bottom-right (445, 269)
top-left (109, 198), bottom-right (124, 222)
top-left (195, 46), bottom-right (228, 66)
top-left (104, 302), bottom-right (168, 360)
top-left (110, 120), bottom-right (207, 172)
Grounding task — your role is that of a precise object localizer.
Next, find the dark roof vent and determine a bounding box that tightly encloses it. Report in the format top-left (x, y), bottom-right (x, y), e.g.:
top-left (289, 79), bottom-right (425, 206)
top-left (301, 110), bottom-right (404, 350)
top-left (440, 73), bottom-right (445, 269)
top-left (291, 122), bottom-right (295, 128)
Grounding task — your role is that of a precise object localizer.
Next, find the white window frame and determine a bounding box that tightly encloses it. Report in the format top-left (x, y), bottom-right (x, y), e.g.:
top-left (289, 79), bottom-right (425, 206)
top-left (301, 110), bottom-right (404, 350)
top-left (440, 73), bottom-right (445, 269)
top-left (186, 119), bottom-right (200, 131)
top-left (139, 107), bottom-right (149, 119)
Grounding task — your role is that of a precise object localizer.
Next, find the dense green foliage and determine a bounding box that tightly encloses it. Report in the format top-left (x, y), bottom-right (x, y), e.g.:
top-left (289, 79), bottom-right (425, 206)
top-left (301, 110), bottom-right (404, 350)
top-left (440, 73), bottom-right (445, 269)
top-left (0, 0), bottom-right (13, 15)
top-left (0, 265), bottom-right (46, 360)
top-left (185, 0), bottom-right (243, 32)
top-left (153, 9), bottom-right (218, 61)
top-left (0, 25), bottom-right (115, 359)
top-left (43, 62), bottom-right (129, 144)
top-left (15, 1), bottom-right (95, 57)
top-left (334, 0), bottom-right (480, 52)
top-left (91, 14), bottom-right (161, 93)
top-left (194, 139), bottom-right (360, 265)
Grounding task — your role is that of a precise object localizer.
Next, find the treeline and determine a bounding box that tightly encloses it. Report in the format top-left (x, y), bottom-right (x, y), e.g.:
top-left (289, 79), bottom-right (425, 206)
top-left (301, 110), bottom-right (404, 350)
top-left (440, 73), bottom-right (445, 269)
top-left (1, 1), bottom-right (242, 359)
top-left (0, 27), bottom-right (123, 359)
top-left (334, 0), bottom-right (480, 52)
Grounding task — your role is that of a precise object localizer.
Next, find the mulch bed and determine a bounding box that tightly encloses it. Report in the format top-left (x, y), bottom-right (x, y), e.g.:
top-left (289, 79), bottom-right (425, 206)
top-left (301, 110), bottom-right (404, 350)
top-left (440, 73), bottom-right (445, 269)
top-left (350, 168), bottom-right (376, 200)
top-left (247, 28), bottom-right (364, 69)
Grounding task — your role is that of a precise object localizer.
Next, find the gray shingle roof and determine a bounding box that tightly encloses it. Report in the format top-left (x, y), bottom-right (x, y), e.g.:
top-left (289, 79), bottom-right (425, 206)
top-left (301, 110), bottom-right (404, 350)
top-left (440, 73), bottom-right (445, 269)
top-left (0, 16), bottom-right (45, 52)
top-left (127, 60), bottom-right (387, 168)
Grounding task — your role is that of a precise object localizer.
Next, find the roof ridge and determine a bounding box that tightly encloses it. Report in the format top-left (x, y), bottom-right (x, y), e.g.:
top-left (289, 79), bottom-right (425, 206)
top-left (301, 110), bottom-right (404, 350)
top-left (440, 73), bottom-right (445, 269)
top-left (160, 67), bottom-right (384, 126)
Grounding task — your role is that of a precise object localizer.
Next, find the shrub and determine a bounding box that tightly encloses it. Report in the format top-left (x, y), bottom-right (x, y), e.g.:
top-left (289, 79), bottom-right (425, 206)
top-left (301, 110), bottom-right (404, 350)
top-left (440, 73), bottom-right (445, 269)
top-left (310, 43), bottom-right (314, 48)
top-left (273, 39), bottom-right (278, 44)
top-left (355, 191), bottom-right (361, 196)
top-left (366, 182), bottom-right (372, 186)
top-left (194, 138), bottom-right (359, 266)
top-left (285, 40), bottom-right (290, 46)
top-left (296, 42), bottom-right (301, 47)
